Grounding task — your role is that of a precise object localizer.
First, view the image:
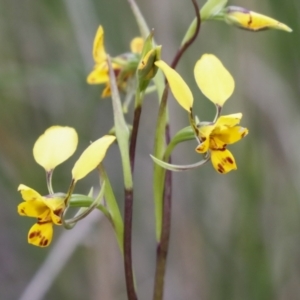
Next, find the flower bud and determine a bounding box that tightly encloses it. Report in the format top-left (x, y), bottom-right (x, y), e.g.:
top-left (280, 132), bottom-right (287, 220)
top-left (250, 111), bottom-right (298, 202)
top-left (224, 6), bottom-right (292, 32)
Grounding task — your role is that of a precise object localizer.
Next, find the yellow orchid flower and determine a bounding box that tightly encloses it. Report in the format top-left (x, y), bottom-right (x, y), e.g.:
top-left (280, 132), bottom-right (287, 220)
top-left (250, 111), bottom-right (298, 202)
top-left (87, 25), bottom-right (144, 98)
top-left (224, 6), bottom-right (292, 32)
top-left (17, 184), bottom-right (65, 247)
top-left (155, 54), bottom-right (234, 111)
top-left (195, 113), bottom-right (248, 174)
top-left (18, 126), bottom-right (116, 247)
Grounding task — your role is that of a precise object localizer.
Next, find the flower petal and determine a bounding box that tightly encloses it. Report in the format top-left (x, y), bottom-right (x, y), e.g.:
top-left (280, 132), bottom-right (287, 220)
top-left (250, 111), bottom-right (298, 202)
top-left (211, 149), bottom-right (237, 174)
top-left (155, 60), bottom-right (194, 112)
top-left (18, 184), bottom-right (43, 201)
top-left (195, 124), bottom-right (215, 153)
top-left (33, 126), bottom-right (78, 171)
top-left (28, 222), bottom-right (53, 247)
top-left (215, 113), bottom-right (243, 128)
top-left (72, 135), bottom-right (116, 181)
top-left (214, 126), bottom-right (248, 144)
top-left (18, 201), bottom-right (48, 218)
top-left (101, 84), bottom-right (112, 97)
top-left (93, 26), bottom-right (107, 64)
top-left (194, 54), bottom-right (234, 106)
top-left (130, 37), bottom-right (144, 54)
top-left (87, 67), bottom-right (109, 84)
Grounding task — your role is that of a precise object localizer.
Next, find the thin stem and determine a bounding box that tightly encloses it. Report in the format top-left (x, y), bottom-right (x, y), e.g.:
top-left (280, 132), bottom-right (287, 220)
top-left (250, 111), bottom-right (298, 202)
top-left (124, 188), bottom-right (137, 300)
top-left (130, 104), bottom-right (142, 171)
top-left (46, 170), bottom-right (54, 195)
top-left (153, 1), bottom-right (201, 299)
top-left (124, 91), bottom-right (144, 300)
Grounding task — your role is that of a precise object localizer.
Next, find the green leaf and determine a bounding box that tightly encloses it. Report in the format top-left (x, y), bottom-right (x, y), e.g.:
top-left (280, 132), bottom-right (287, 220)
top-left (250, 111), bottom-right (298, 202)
top-left (201, 0), bottom-right (228, 20)
top-left (107, 55), bottom-right (133, 190)
top-left (98, 164), bottom-right (124, 254)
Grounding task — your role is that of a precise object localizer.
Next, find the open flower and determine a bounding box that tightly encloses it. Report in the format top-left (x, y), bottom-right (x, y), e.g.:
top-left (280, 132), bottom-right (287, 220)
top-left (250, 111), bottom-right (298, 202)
top-left (195, 113), bottom-right (248, 174)
top-left (18, 126), bottom-right (116, 247)
top-left (87, 25), bottom-right (144, 98)
top-left (18, 184), bottom-right (65, 247)
top-left (154, 54), bottom-right (248, 174)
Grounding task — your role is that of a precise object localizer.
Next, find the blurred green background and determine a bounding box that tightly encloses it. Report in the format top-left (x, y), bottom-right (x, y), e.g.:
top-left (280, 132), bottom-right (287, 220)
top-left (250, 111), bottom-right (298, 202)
top-left (1, 0), bottom-right (300, 299)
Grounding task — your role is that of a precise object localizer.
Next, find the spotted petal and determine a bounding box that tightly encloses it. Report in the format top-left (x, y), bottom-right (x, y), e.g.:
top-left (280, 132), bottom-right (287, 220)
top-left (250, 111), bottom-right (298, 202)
top-left (214, 126), bottom-right (248, 144)
top-left (18, 201), bottom-right (48, 218)
top-left (211, 149), bottom-right (237, 174)
top-left (28, 222), bottom-right (53, 247)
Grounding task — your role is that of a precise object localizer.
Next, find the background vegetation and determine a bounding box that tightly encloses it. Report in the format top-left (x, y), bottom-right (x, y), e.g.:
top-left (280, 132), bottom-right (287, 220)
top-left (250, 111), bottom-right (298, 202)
top-left (1, 0), bottom-right (299, 299)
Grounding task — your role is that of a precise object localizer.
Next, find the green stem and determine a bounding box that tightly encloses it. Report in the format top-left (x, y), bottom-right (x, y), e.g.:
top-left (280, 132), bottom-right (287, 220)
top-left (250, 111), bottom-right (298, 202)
top-left (124, 188), bottom-right (136, 300)
top-left (107, 56), bottom-right (136, 299)
top-left (46, 170), bottom-right (54, 195)
top-left (153, 1), bottom-right (201, 299)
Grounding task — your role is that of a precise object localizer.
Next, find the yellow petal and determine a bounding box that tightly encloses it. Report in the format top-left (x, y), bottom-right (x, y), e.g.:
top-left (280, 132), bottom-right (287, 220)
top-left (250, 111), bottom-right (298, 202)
top-left (130, 37), bottom-right (144, 54)
top-left (155, 60), bottom-right (193, 112)
top-left (101, 84), bottom-right (112, 98)
top-left (50, 210), bottom-right (63, 225)
top-left (18, 201), bottom-right (48, 218)
top-left (214, 126), bottom-right (248, 144)
top-left (225, 6), bottom-right (292, 32)
top-left (42, 197), bottom-right (65, 225)
top-left (93, 26), bottom-right (107, 64)
top-left (28, 222), bottom-right (53, 247)
top-left (72, 135), bottom-right (116, 181)
top-left (18, 184), bottom-right (43, 201)
top-left (211, 149), bottom-right (237, 174)
top-left (87, 67), bottom-right (109, 84)
top-left (215, 113), bottom-right (242, 128)
top-left (196, 124), bottom-right (215, 153)
top-left (194, 54), bottom-right (235, 106)
top-left (33, 126), bottom-right (78, 171)
top-left (42, 197), bottom-right (65, 212)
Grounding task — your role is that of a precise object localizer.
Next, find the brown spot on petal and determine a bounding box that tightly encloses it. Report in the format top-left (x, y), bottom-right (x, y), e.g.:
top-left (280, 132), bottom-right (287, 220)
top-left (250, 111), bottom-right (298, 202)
top-left (226, 157), bottom-right (234, 164)
top-left (54, 209), bottom-right (63, 217)
top-left (248, 14), bottom-right (253, 26)
top-left (241, 131), bottom-right (247, 138)
top-left (29, 230), bottom-right (41, 239)
top-left (20, 209), bottom-right (25, 214)
top-left (217, 163), bottom-right (225, 173)
top-left (39, 237), bottom-right (49, 247)
top-left (37, 220), bottom-right (52, 225)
